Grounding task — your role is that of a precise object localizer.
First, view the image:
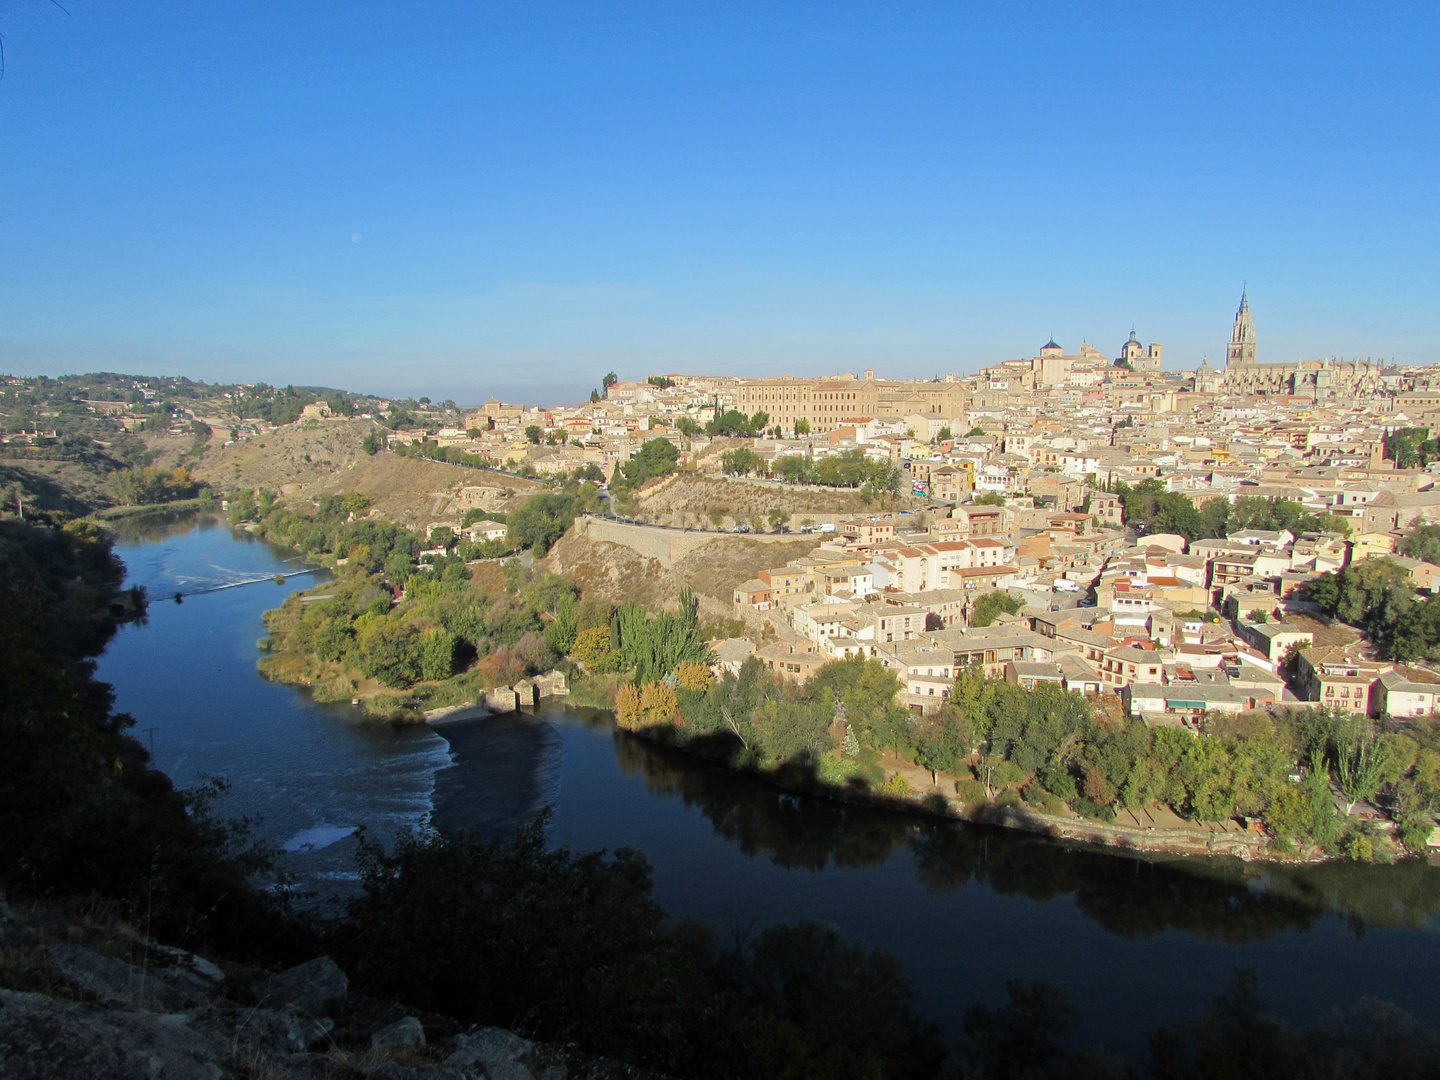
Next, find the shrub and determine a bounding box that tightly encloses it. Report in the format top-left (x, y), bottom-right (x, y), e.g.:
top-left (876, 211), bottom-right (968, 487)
top-left (640, 681), bottom-right (680, 726)
top-left (879, 773), bottom-right (913, 798)
top-left (615, 684), bottom-right (644, 728)
top-left (675, 661), bottom-right (712, 691)
top-left (955, 779), bottom-right (989, 808)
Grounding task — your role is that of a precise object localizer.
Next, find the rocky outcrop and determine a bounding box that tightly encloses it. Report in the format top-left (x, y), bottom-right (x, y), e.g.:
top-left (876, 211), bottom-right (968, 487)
top-left (0, 901), bottom-right (670, 1080)
top-left (0, 989), bottom-right (232, 1080)
top-left (252, 955), bottom-right (350, 1017)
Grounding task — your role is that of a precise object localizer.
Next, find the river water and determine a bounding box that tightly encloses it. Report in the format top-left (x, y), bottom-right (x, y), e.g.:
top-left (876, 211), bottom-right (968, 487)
top-left (96, 513), bottom-right (1440, 1049)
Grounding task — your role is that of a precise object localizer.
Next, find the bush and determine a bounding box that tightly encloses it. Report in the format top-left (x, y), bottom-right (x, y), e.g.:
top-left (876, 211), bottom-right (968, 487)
top-left (337, 819), bottom-right (707, 1068)
top-left (1022, 784), bottom-right (1065, 815)
top-left (955, 779), bottom-right (989, 808)
top-left (355, 623), bottom-right (423, 688)
top-left (879, 773), bottom-right (913, 798)
top-left (573, 626), bottom-right (624, 672)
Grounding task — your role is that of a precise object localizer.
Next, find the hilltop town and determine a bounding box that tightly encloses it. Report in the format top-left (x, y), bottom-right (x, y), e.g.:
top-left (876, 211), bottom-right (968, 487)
top-left (6, 290), bottom-right (1440, 742)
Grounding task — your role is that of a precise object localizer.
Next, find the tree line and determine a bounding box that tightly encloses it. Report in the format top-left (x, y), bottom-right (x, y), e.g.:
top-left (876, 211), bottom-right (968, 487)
top-left (720, 445), bottom-right (904, 496)
top-left (109, 464), bottom-right (209, 506)
top-left (1110, 480), bottom-right (1351, 540)
top-left (7, 512), bottom-right (1440, 1077)
top-left (626, 641), bottom-right (1439, 861)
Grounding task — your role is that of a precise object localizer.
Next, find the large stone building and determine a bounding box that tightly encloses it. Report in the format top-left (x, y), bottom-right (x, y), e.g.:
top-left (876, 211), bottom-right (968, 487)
top-left (977, 339), bottom-right (1111, 390)
top-left (1220, 289), bottom-right (1384, 397)
top-left (1117, 330), bottom-right (1163, 372)
top-left (732, 372), bottom-right (967, 434)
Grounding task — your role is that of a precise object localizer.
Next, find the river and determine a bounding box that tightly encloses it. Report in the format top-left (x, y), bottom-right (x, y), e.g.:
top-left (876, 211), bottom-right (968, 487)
top-left (95, 513), bottom-right (1440, 1050)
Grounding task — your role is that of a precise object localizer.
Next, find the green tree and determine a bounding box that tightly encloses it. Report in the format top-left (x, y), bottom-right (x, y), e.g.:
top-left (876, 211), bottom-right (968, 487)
top-left (524, 424), bottom-right (542, 444)
top-left (1401, 522), bottom-right (1440, 565)
top-left (506, 493), bottom-right (582, 556)
top-left (419, 629), bottom-right (458, 681)
top-left (617, 438), bottom-right (680, 487)
top-left (721, 447), bottom-right (763, 475)
top-left (971, 591), bottom-right (1022, 627)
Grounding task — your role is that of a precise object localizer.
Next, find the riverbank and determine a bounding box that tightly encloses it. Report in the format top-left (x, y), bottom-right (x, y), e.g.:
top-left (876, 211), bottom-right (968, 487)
top-left (570, 677), bottom-right (1325, 865)
top-left (94, 496), bottom-right (214, 520)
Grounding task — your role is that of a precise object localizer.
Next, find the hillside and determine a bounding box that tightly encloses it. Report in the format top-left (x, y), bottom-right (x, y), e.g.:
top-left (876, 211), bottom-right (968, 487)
top-left (0, 459), bottom-right (118, 516)
top-left (544, 523), bottom-right (818, 617)
top-left (630, 473), bottom-right (924, 529)
top-left (192, 420), bottom-right (544, 526)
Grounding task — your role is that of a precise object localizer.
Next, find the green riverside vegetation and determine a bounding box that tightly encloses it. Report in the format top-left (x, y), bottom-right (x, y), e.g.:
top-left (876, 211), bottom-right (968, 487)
top-left (6, 501), bottom-right (1440, 1076)
top-left (623, 653), bottom-right (1440, 861)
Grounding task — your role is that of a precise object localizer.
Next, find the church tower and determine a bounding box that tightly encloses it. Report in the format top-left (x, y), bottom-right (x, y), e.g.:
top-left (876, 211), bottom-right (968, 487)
top-left (1226, 288), bottom-right (1256, 367)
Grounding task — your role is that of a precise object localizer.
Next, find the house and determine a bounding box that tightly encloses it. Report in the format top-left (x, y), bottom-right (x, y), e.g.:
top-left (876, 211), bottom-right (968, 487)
top-left (1006, 661), bottom-right (1065, 690)
top-left (734, 580), bottom-right (772, 611)
top-left (815, 566), bottom-right (875, 598)
top-left (1098, 644), bottom-right (1166, 690)
top-left (1295, 645), bottom-right (1391, 713)
top-left (759, 565), bottom-right (812, 604)
top-left (839, 518), bottom-right (896, 545)
top-left (1390, 556), bottom-right (1440, 594)
top-left (755, 639), bottom-right (828, 684)
top-left (467, 521), bottom-right (509, 542)
top-left (1238, 620), bottom-right (1314, 663)
top-left (712, 637), bottom-right (756, 676)
top-left (1376, 667), bottom-right (1440, 718)
top-left (1125, 683), bottom-right (1275, 725)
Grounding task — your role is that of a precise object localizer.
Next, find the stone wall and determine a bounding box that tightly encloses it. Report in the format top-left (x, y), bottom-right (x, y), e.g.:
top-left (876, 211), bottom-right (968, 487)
top-left (575, 515), bottom-right (806, 570)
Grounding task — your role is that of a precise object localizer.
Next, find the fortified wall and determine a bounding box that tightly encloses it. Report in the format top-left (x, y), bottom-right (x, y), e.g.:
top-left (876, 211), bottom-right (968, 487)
top-left (574, 515), bottom-right (809, 570)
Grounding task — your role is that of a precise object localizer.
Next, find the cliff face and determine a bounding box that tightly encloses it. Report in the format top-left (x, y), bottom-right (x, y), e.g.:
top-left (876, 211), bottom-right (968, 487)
top-left (543, 520), bottom-right (818, 618)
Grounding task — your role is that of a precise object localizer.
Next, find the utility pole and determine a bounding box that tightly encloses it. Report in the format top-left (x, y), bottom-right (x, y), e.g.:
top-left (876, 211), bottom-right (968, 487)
top-left (142, 727), bottom-right (159, 761)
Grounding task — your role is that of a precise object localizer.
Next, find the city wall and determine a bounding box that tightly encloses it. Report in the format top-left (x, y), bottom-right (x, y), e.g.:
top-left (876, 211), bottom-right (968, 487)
top-left (575, 515), bottom-right (807, 570)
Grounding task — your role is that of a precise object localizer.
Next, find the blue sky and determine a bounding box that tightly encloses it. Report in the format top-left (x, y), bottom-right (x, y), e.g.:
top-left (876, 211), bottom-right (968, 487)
top-left (1, 1), bottom-right (1436, 406)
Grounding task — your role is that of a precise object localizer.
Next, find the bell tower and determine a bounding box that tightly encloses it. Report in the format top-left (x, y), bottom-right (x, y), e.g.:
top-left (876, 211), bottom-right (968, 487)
top-left (1226, 288), bottom-right (1256, 367)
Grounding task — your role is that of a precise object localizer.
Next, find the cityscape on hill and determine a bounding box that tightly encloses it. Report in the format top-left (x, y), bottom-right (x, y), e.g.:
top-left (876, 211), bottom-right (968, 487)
top-left (6, 4), bottom-right (1440, 1079)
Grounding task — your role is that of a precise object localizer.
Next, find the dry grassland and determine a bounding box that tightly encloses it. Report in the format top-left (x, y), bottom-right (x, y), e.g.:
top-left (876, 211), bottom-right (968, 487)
top-left (193, 419), bottom-right (544, 526)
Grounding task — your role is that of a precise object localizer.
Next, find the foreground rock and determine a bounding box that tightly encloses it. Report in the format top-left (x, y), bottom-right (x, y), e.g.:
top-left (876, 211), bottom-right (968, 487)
top-left (252, 955), bottom-right (350, 1017)
top-left (0, 920), bottom-right (662, 1080)
top-left (0, 989), bottom-right (229, 1080)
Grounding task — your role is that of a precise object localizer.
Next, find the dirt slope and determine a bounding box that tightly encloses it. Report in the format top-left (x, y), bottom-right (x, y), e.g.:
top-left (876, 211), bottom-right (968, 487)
top-left (544, 528), bottom-right (818, 616)
top-left (193, 419), bottom-right (543, 526)
top-left (631, 474), bottom-right (920, 528)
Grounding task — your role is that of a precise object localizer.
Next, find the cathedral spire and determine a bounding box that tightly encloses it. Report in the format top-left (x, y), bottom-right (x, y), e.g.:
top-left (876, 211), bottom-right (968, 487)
top-left (1227, 287), bottom-right (1256, 367)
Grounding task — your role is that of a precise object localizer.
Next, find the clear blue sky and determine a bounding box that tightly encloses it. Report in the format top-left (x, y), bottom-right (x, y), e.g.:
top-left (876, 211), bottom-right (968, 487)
top-left (1, 2), bottom-right (1436, 405)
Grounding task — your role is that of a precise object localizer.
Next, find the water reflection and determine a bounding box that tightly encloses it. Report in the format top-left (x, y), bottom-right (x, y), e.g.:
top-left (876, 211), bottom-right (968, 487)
top-left (604, 718), bottom-right (1440, 940)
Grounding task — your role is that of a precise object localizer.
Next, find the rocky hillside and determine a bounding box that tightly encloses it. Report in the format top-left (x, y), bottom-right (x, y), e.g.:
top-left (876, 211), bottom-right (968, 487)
top-left (0, 900), bottom-right (662, 1080)
top-left (543, 526), bottom-right (818, 617)
top-left (192, 421), bottom-right (544, 526)
top-left (630, 474), bottom-right (922, 529)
